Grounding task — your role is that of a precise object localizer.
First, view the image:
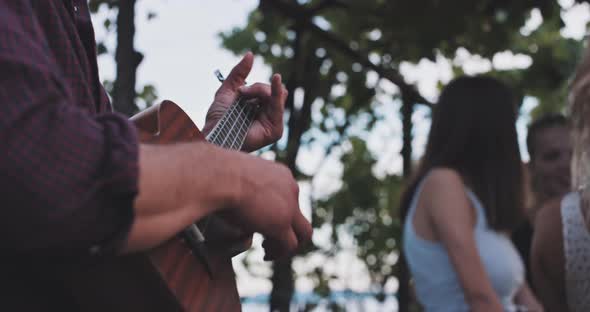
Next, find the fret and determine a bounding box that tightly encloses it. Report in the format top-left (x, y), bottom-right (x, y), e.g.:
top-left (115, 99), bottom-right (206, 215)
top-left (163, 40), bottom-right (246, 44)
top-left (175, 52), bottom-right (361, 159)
top-left (232, 105), bottom-right (255, 150)
top-left (205, 97), bottom-right (257, 151)
top-left (208, 101), bottom-right (238, 146)
top-left (229, 103), bottom-right (252, 149)
top-left (235, 102), bottom-right (256, 149)
top-left (209, 102), bottom-right (235, 144)
top-left (224, 102), bottom-right (243, 148)
top-left (226, 105), bottom-right (243, 149)
top-left (220, 101), bottom-right (242, 148)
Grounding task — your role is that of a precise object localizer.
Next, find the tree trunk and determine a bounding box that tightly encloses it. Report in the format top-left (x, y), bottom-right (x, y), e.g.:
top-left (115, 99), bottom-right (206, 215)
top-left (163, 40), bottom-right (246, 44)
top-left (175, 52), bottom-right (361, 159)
top-left (269, 258), bottom-right (294, 312)
top-left (268, 31), bottom-right (301, 311)
top-left (401, 94), bottom-right (414, 180)
top-left (398, 92), bottom-right (414, 312)
top-left (270, 86), bottom-right (315, 311)
top-left (112, 0), bottom-right (142, 116)
top-left (257, 3), bottom-right (432, 310)
top-left (269, 28), bottom-right (319, 312)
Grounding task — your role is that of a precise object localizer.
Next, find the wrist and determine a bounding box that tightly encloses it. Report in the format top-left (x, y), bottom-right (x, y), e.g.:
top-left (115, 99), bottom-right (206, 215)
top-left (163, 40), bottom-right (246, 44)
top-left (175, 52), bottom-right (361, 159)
top-left (188, 142), bottom-right (245, 214)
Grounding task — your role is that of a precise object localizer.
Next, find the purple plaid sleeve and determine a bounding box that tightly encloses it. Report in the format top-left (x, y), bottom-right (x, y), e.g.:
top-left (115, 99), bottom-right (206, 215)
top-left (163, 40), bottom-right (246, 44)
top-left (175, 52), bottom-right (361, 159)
top-left (0, 1), bottom-right (138, 258)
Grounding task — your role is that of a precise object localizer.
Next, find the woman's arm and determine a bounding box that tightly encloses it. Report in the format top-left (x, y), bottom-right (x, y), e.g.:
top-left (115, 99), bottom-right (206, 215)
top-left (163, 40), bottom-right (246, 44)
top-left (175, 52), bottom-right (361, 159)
top-left (531, 199), bottom-right (568, 312)
top-left (514, 282), bottom-right (544, 311)
top-left (420, 168), bottom-right (503, 312)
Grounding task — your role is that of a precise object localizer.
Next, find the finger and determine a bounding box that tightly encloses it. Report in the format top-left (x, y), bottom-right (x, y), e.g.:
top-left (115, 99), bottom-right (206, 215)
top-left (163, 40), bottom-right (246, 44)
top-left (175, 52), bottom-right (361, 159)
top-left (226, 234), bottom-right (254, 257)
top-left (270, 74), bottom-right (286, 112)
top-left (263, 229), bottom-right (298, 261)
top-left (238, 82), bottom-right (271, 99)
top-left (260, 74), bottom-right (286, 128)
top-left (223, 52), bottom-right (254, 91)
top-left (281, 229), bottom-right (298, 257)
top-left (292, 210), bottom-right (313, 247)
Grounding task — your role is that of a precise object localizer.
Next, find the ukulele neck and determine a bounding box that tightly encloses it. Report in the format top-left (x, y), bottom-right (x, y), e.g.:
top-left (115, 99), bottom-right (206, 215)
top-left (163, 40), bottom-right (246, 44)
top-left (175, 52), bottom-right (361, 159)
top-left (205, 98), bottom-right (257, 150)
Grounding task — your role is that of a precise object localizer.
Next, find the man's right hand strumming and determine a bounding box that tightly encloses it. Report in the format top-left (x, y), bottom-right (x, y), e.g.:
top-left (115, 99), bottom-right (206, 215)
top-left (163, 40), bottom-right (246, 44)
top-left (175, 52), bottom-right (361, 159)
top-left (124, 142), bottom-right (312, 260)
top-left (220, 151), bottom-right (312, 261)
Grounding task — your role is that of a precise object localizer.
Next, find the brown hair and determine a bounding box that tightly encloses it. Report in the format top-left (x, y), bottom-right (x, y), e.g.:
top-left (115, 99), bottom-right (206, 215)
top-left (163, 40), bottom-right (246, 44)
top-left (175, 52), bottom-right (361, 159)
top-left (400, 76), bottom-right (524, 231)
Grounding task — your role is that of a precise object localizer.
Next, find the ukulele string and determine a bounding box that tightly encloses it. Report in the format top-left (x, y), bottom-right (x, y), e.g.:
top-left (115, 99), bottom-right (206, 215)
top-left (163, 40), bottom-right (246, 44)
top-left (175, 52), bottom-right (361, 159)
top-left (201, 70), bottom-right (256, 237)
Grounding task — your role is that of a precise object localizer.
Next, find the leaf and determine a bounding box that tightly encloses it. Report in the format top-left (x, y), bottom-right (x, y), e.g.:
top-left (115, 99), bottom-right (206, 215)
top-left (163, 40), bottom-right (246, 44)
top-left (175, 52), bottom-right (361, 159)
top-left (96, 42), bottom-right (108, 55)
top-left (147, 11), bottom-right (157, 20)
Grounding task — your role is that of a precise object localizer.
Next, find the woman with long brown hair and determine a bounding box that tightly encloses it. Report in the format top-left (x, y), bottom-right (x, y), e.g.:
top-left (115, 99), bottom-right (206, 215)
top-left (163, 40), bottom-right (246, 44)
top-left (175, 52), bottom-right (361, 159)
top-left (401, 76), bottom-right (542, 311)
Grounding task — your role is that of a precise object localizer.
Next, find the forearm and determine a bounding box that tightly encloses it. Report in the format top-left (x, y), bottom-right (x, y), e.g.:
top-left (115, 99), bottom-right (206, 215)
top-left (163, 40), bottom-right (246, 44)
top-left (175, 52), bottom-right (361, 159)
top-left (425, 170), bottom-right (504, 312)
top-left (466, 292), bottom-right (503, 312)
top-left (122, 142), bottom-right (242, 253)
top-left (514, 283), bottom-right (543, 311)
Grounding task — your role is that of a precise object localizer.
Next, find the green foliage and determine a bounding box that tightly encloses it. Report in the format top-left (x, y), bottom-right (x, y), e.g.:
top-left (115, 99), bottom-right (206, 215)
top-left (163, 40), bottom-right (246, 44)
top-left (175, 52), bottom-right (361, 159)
top-left (89, 0), bottom-right (118, 57)
top-left (219, 1), bottom-right (590, 308)
top-left (488, 11), bottom-right (584, 117)
top-left (137, 84), bottom-right (158, 109)
top-left (221, 1), bottom-right (589, 308)
top-left (88, 0), bottom-right (118, 13)
top-left (315, 137), bottom-right (403, 295)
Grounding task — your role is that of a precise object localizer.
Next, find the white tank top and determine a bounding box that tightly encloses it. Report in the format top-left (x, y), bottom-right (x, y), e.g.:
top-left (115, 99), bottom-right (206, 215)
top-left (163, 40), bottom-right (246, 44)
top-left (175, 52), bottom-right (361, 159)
top-left (403, 177), bottom-right (524, 311)
top-left (561, 192), bottom-right (590, 312)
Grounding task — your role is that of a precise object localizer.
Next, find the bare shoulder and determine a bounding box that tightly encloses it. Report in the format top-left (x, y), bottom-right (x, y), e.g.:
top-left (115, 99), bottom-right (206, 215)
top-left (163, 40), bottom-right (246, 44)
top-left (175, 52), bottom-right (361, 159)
top-left (534, 197), bottom-right (564, 245)
top-left (420, 167), bottom-right (474, 223)
top-left (421, 167), bottom-right (464, 195)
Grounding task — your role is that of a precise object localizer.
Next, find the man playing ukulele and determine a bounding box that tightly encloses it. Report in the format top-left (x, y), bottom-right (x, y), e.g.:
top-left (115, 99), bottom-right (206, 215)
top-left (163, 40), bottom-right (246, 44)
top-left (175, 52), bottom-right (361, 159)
top-left (0, 1), bottom-right (312, 311)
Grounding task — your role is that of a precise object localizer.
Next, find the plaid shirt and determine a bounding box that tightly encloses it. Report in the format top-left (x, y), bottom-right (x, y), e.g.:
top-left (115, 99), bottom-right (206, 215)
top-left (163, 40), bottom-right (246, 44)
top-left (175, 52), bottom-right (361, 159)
top-left (0, 1), bottom-right (137, 260)
top-left (0, 2), bottom-right (199, 311)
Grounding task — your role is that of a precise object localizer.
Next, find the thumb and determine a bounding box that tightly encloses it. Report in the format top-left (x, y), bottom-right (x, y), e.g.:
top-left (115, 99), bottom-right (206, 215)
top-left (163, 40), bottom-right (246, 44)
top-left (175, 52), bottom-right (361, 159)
top-left (223, 52), bottom-right (254, 90)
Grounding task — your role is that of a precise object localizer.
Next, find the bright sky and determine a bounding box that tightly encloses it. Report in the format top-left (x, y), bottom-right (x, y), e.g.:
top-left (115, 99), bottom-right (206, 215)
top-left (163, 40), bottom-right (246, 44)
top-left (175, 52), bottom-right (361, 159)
top-left (91, 0), bottom-right (590, 303)
top-left (94, 0), bottom-right (267, 126)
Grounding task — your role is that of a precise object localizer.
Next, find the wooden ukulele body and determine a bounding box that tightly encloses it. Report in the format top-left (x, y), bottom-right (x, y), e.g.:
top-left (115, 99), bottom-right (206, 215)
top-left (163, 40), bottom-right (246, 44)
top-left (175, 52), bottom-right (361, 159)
top-left (131, 100), bottom-right (243, 311)
top-left (62, 101), bottom-right (247, 312)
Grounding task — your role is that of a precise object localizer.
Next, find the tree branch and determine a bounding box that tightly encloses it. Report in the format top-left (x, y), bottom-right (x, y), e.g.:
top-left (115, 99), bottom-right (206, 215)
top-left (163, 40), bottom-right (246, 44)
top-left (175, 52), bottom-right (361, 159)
top-left (308, 23), bottom-right (432, 107)
top-left (112, 0), bottom-right (141, 116)
top-left (309, 0), bottom-right (349, 15)
top-left (260, 0), bottom-right (433, 108)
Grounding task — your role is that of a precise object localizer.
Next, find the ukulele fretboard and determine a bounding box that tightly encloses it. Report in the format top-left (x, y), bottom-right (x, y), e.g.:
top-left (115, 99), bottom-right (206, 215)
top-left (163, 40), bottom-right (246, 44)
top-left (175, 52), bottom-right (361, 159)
top-left (205, 97), bottom-right (257, 150)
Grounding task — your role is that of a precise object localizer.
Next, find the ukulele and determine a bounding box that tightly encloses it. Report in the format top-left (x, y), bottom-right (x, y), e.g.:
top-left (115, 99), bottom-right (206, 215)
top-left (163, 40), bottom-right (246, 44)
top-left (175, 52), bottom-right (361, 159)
top-left (131, 96), bottom-right (258, 311)
top-left (62, 84), bottom-right (258, 311)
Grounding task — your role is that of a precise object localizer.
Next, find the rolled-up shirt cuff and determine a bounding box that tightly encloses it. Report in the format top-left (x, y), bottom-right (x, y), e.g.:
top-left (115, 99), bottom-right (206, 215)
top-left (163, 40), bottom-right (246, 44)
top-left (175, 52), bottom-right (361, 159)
top-left (84, 113), bottom-right (139, 258)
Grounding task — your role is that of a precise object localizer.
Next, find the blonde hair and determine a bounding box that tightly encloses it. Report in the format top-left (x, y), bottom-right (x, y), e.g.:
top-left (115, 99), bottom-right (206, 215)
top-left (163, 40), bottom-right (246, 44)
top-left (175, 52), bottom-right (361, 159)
top-left (569, 40), bottom-right (590, 196)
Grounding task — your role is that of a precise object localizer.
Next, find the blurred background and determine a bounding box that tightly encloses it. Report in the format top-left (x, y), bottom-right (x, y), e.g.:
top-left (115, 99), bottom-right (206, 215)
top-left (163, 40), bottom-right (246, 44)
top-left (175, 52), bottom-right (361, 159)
top-left (88, 0), bottom-right (590, 310)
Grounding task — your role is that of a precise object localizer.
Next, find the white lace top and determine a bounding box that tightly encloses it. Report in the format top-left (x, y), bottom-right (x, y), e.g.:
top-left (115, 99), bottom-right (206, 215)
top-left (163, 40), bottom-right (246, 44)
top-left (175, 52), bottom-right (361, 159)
top-left (562, 192), bottom-right (590, 312)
